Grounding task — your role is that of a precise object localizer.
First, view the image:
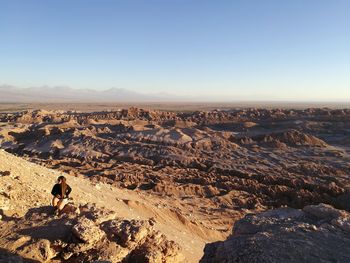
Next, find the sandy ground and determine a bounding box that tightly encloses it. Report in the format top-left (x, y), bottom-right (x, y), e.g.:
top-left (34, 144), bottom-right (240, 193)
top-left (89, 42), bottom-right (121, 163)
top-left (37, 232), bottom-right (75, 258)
top-left (0, 149), bottom-right (220, 262)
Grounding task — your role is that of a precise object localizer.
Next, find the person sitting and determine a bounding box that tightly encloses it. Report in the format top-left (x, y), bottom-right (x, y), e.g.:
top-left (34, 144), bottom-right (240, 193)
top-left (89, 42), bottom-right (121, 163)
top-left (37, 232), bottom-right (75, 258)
top-left (51, 175), bottom-right (72, 215)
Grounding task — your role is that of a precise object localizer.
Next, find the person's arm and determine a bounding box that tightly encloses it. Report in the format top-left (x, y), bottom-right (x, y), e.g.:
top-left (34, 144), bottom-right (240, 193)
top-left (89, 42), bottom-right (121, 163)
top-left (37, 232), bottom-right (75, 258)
top-left (66, 185), bottom-right (72, 197)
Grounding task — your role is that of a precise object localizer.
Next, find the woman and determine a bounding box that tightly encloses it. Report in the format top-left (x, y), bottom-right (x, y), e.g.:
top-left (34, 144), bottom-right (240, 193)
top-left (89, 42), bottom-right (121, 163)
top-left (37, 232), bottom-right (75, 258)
top-left (51, 175), bottom-right (72, 215)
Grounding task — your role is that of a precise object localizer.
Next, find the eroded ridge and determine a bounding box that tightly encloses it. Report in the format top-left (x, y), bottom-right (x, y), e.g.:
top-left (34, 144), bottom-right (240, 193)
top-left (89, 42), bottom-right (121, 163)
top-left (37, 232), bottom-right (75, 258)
top-left (0, 107), bottom-right (350, 258)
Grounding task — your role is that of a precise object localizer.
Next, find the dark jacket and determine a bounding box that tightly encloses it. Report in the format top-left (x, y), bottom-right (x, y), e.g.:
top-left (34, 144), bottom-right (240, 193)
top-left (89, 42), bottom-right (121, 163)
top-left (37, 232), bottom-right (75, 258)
top-left (51, 183), bottom-right (72, 199)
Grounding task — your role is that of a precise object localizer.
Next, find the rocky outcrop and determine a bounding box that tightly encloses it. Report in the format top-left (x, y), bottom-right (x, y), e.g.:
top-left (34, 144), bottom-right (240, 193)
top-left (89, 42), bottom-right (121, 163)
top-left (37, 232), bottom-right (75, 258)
top-left (2, 107), bottom-right (350, 124)
top-left (0, 149), bottom-right (195, 262)
top-left (1, 203), bottom-right (184, 263)
top-left (103, 218), bottom-right (183, 263)
top-left (72, 217), bottom-right (105, 244)
top-left (200, 203), bottom-right (350, 263)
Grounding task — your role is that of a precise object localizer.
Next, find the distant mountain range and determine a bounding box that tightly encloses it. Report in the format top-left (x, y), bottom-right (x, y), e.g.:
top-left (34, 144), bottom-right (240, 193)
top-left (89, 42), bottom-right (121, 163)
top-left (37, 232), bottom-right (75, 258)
top-left (0, 85), bottom-right (179, 102)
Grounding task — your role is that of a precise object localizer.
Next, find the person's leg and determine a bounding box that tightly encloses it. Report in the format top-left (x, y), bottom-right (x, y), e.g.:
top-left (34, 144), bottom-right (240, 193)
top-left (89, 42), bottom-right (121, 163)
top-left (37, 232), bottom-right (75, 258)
top-left (57, 198), bottom-right (68, 211)
top-left (52, 197), bottom-right (60, 207)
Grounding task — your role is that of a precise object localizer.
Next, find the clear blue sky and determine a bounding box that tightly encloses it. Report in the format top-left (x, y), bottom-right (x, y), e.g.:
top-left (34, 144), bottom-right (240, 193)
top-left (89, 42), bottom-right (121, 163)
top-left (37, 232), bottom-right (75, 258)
top-left (0, 0), bottom-right (349, 101)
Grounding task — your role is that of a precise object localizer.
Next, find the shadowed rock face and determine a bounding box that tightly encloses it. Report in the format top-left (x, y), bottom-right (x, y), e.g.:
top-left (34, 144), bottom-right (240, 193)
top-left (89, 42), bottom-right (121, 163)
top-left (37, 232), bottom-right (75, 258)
top-left (0, 107), bottom-right (350, 243)
top-left (200, 203), bottom-right (350, 263)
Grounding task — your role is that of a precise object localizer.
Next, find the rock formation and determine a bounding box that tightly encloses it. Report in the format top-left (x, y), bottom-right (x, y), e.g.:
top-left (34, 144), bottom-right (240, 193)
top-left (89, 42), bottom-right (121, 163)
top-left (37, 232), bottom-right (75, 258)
top-left (0, 150), bottom-right (189, 262)
top-left (1, 199), bottom-right (183, 262)
top-left (1, 106), bottom-right (350, 262)
top-left (200, 203), bottom-right (350, 263)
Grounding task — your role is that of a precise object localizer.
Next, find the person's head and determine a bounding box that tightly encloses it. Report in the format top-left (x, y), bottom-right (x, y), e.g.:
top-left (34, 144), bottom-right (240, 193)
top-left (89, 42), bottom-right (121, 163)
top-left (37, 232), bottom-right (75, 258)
top-left (57, 175), bottom-right (66, 184)
top-left (57, 175), bottom-right (67, 197)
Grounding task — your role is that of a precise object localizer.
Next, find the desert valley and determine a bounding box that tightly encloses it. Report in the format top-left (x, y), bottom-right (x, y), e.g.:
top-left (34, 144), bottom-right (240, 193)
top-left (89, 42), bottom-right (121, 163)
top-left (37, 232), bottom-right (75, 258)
top-left (0, 105), bottom-right (350, 262)
top-left (2, 1), bottom-right (350, 262)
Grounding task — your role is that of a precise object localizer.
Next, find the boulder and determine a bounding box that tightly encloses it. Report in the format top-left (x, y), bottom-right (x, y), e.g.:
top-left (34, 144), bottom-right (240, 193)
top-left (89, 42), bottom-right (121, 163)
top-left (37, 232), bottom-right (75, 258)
top-left (92, 241), bottom-right (129, 263)
top-left (72, 217), bottom-right (105, 244)
top-left (303, 203), bottom-right (348, 220)
top-left (201, 204), bottom-right (350, 263)
top-left (103, 218), bottom-right (184, 263)
top-left (104, 219), bottom-right (153, 248)
top-left (128, 231), bottom-right (184, 263)
top-left (18, 239), bottom-right (57, 262)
